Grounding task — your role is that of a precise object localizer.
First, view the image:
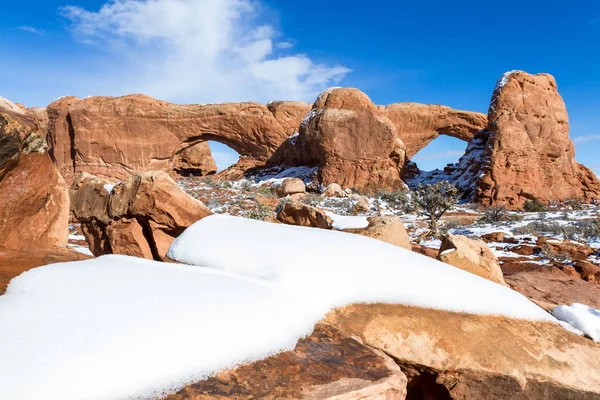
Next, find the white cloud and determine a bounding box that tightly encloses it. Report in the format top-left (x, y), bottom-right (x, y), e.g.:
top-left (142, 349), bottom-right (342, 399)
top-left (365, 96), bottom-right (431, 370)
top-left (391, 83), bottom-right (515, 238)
top-left (573, 135), bottom-right (600, 143)
top-left (18, 26), bottom-right (44, 35)
top-left (422, 150), bottom-right (465, 159)
top-left (59, 0), bottom-right (350, 104)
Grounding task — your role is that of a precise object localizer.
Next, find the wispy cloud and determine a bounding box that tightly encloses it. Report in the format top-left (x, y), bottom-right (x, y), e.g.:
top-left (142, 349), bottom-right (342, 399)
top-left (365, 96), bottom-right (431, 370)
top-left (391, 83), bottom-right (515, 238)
top-left (573, 135), bottom-right (600, 143)
top-left (59, 0), bottom-right (350, 104)
top-left (212, 151), bottom-right (240, 171)
top-left (18, 26), bottom-right (45, 35)
top-left (423, 150), bottom-right (465, 159)
top-left (591, 17), bottom-right (600, 24)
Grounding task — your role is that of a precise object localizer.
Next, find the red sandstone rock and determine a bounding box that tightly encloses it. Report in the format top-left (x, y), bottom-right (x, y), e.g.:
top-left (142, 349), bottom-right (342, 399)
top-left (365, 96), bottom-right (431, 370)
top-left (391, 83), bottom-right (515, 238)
top-left (380, 102), bottom-right (487, 158)
top-left (266, 100), bottom-right (311, 135)
top-left (49, 94), bottom-right (289, 179)
top-left (71, 171), bottom-right (212, 260)
top-left (0, 108), bottom-right (69, 250)
top-left (474, 71), bottom-right (600, 207)
top-left (0, 246), bottom-right (91, 295)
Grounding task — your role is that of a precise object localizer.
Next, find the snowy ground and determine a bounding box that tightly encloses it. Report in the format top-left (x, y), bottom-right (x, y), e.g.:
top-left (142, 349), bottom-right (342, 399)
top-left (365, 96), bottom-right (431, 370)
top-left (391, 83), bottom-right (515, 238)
top-left (2, 215), bottom-right (556, 400)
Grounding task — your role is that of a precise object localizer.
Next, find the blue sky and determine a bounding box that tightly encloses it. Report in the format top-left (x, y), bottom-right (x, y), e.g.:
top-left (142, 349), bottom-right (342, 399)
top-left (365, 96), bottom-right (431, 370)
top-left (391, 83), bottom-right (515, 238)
top-left (1, 0), bottom-right (599, 174)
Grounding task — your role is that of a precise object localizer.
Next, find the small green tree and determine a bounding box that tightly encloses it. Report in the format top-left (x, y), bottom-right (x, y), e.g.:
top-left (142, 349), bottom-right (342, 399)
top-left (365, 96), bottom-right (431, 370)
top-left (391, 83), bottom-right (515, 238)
top-left (413, 181), bottom-right (458, 235)
top-left (523, 197), bottom-right (547, 212)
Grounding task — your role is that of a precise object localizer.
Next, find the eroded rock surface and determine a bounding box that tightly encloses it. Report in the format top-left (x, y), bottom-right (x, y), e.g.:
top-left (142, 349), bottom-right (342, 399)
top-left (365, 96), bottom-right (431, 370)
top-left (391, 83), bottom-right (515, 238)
top-left (71, 171), bottom-right (211, 260)
top-left (166, 324), bottom-right (407, 400)
top-left (49, 94), bottom-right (289, 179)
top-left (0, 108), bottom-right (69, 250)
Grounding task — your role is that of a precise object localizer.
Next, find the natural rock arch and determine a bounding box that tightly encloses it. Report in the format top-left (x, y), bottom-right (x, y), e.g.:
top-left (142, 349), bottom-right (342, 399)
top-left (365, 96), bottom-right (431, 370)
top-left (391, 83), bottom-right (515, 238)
top-left (379, 102), bottom-right (487, 159)
top-left (47, 94), bottom-right (293, 180)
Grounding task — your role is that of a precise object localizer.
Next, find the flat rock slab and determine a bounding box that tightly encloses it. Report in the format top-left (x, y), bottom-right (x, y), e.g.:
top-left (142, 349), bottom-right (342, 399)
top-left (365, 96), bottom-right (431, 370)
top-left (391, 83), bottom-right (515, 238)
top-left (0, 247), bottom-right (91, 295)
top-left (165, 324), bottom-right (407, 400)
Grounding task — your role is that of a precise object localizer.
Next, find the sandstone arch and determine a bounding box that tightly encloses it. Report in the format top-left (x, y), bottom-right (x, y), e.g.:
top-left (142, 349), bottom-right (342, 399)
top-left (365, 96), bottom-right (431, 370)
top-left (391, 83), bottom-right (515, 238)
top-left (379, 102), bottom-right (487, 159)
top-left (47, 94), bottom-right (290, 180)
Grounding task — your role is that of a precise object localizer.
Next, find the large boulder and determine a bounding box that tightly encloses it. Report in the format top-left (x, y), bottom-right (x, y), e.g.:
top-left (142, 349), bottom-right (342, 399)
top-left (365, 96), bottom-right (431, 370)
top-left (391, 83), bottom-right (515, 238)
top-left (71, 171), bottom-right (212, 260)
top-left (166, 324), bottom-right (408, 400)
top-left (276, 200), bottom-right (333, 229)
top-left (0, 108), bottom-right (69, 250)
top-left (448, 71), bottom-right (600, 207)
top-left (171, 142), bottom-right (217, 176)
top-left (271, 177), bottom-right (306, 197)
top-left (325, 303), bottom-right (600, 399)
top-left (344, 216), bottom-right (412, 250)
top-left (269, 88), bottom-right (407, 193)
top-left (380, 102), bottom-right (487, 158)
top-left (266, 100), bottom-right (312, 135)
top-left (49, 94), bottom-right (289, 180)
top-left (437, 234), bottom-right (506, 285)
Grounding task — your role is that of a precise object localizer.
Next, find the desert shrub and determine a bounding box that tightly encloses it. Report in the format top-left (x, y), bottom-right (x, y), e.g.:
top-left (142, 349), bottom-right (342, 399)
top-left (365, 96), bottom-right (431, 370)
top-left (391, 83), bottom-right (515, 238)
top-left (240, 180), bottom-right (253, 192)
top-left (507, 213), bottom-right (524, 222)
top-left (563, 198), bottom-right (584, 210)
top-left (413, 181), bottom-right (459, 234)
top-left (220, 180), bottom-right (233, 189)
top-left (275, 197), bottom-right (290, 214)
top-left (576, 217), bottom-right (600, 239)
top-left (245, 202), bottom-right (273, 220)
top-left (523, 197), bottom-right (547, 212)
top-left (537, 244), bottom-right (570, 263)
top-left (478, 206), bottom-right (508, 224)
top-left (513, 221), bottom-right (564, 236)
top-left (254, 185), bottom-right (276, 198)
top-left (560, 225), bottom-right (578, 241)
top-left (439, 219), bottom-right (463, 236)
top-left (302, 193), bottom-right (324, 207)
top-left (379, 190), bottom-right (416, 213)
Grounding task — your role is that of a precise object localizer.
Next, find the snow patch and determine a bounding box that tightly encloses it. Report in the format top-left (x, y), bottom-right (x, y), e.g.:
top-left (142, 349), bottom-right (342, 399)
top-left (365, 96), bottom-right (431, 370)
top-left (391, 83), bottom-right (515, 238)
top-left (326, 212), bottom-right (369, 230)
top-left (552, 303), bottom-right (600, 342)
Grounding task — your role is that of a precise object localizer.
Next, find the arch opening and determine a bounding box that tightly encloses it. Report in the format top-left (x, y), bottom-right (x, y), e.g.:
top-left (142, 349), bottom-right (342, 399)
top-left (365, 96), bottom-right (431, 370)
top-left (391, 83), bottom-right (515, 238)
top-left (207, 140), bottom-right (241, 173)
top-left (409, 135), bottom-right (468, 173)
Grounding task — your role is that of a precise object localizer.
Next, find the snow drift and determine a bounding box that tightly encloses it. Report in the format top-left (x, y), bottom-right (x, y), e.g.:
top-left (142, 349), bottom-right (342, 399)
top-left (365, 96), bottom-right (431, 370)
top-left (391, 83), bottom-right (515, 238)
top-left (1, 214), bottom-right (556, 400)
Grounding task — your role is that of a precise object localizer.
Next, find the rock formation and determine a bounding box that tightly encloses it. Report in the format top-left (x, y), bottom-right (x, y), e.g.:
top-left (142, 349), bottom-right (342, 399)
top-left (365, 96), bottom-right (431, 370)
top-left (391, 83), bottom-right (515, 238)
top-left (48, 94), bottom-right (290, 180)
top-left (0, 107), bottom-right (69, 250)
top-left (173, 303), bottom-right (600, 399)
top-left (276, 200), bottom-right (333, 229)
top-left (344, 216), bottom-right (412, 250)
top-left (0, 246), bottom-right (91, 295)
top-left (166, 323), bottom-right (408, 399)
top-left (271, 177), bottom-right (306, 197)
top-left (70, 171), bottom-right (211, 260)
top-left (437, 234), bottom-right (506, 285)
top-left (380, 102), bottom-right (487, 158)
top-left (325, 304), bottom-right (600, 399)
top-left (269, 88), bottom-right (407, 193)
top-left (266, 101), bottom-right (311, 135)
top-left (434, 71), bottom-right (600, 207)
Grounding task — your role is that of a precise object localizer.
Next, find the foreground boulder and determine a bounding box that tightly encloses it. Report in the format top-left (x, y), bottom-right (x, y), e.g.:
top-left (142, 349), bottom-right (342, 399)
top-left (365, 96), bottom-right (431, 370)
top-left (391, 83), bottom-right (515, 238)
top-left (325, 304), bottom-right (600, 399)
top-left (276, 200), bottom-right (333, 229)
top-left (49, 94), bottom-right (289, 179)
top-left (71, 171), bottom-right (211, 260)
top-left (172, 303), bottom-right (600, 399)
top-left (344, 216), bottom-right (412, 250)
top-left (437, 234), bottom-right (506, 285)
top-left (446, 71), bottom-right (600, 207)
top-left (0, 107), bottom-right (69, 250)
top-left (166, 324), bottom-right (408, 400)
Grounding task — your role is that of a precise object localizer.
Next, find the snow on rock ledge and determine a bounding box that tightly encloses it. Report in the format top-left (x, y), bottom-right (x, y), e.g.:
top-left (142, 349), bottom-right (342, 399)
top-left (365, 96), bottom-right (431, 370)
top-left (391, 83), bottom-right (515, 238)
top-left (169, 215), bottom-right (552, 321)
top-left (0, 215), bottom-right (557, 400)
